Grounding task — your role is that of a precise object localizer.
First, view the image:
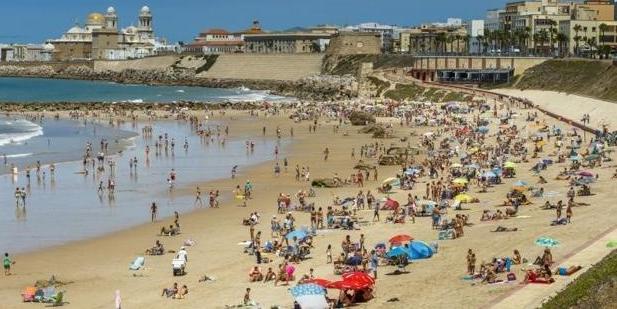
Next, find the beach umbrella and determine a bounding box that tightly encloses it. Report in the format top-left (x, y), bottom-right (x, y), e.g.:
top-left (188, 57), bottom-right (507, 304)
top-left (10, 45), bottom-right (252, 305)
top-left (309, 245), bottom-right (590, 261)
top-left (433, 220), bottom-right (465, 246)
top-left (382, 177), bottom-right (399, 186)
top-left (387, 246), bottom-right (411, 258)
top-left (454, 193), bottom-right (475, 203)
top-left (477, 126), bottom-right (489, 134)
top-left (504, 161), bottom-right (517, 169)
top-left (570, 155), bottom-right (582, 161)
top-left (452, 178), bottom-right (469, 185)
top-left (408, 241), bottom-right (434, 260)
top-left (535, 236), bottom-right (560, 248)
top-left (345, 255), bottom-right (363, 266)
top-left (578, 171), bottom-right (594, 177)
top-left (542, 158), bottom-right (554, 165)
top-left (492, 167), bottom-right (503, 176)
top-left (482, 171), bottom-right (497, 178)
top-left (326, 280), bottom-right (365, 290)
top-left (383, 198), bottom-right (400, 210)
top-left (342, 272), bottom-right (375, 286)
top-left (286, 230), bottom-right (308, 241)
top-left (389, 234), bottom-right (413, 245)
top-left (289, 284), bottom-right (328, 309)
top-left (305, 278), bottom-right (333, 288)
top-left (512, 180), bottom-right (529, 191)
top-left (451, 163), bottom-right (463, 168)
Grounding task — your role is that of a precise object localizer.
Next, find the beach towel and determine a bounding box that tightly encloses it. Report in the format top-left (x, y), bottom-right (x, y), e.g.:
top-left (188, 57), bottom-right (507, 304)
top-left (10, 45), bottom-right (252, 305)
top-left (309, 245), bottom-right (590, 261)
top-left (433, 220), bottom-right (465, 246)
top-left (21, 286), bottom-right (37, 302)
top-left (129, 256), bottom-right (145, 270)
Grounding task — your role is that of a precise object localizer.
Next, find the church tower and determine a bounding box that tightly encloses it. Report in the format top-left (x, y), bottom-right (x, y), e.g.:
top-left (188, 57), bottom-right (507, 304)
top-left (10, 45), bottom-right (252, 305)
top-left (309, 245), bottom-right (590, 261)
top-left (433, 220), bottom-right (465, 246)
top-left (105, 7), bottom-right (118, 30)
top-left (138, 6), bottom-right (153, 40)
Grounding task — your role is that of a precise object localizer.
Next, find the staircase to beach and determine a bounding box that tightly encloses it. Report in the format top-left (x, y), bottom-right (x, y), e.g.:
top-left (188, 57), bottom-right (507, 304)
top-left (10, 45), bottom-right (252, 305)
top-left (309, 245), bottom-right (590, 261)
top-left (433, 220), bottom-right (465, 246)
top-left (198, 54), bottom-right (324, 81)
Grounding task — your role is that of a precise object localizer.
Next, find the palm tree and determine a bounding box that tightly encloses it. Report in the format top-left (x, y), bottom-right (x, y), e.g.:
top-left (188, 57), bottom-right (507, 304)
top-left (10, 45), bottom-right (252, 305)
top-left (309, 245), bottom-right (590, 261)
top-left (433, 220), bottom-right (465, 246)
top-left (573, 24), bottom-right (582, 56)
top-left (549, 20), bottom-right (558, 56)
top-left (476, 35), bottom-right (485, 55)
top-left (556, 32), bottom-right (568, 57)
top-left (463, 34), bottom-right (471, 55)
top-left (599, 23), bottom-right (609, 58)
top-left (435, 32), bottom-right (447, 55)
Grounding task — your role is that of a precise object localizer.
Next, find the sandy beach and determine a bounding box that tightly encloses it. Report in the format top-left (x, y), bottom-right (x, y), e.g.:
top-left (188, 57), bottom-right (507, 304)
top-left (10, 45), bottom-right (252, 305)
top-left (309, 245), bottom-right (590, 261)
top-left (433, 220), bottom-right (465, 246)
top-left (1, 91), bottom-right (617, 309)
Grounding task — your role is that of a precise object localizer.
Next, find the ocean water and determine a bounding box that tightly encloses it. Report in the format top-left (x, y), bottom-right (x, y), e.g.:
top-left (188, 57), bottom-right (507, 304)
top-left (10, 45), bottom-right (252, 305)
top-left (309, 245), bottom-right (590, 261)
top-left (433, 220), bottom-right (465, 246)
top-left (0, 77), bottom-right (288, 103)
top-left (0, 118), bottom-right (288, 253)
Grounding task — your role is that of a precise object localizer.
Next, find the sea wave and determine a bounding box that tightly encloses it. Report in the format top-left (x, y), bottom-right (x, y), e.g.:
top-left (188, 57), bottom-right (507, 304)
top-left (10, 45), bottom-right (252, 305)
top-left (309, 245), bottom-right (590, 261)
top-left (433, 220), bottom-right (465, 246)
top-left (220, 90), bottom-right (289, 103)
top-left (0, 119), bottom-right (43, 146)
top-left (3, 153), bottom-right (33, 158)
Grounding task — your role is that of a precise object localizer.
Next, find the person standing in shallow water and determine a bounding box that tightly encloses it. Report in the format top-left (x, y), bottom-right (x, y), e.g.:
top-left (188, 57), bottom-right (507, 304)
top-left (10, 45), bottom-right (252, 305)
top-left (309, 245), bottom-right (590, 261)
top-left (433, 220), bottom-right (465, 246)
top-left (150, 202), bottom-right (157, 222)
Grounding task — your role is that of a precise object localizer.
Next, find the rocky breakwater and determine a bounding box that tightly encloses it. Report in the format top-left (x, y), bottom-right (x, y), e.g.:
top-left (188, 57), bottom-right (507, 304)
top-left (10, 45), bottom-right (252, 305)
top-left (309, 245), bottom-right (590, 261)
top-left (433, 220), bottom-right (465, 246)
top-left (0, 64), bottom-right (358, 100)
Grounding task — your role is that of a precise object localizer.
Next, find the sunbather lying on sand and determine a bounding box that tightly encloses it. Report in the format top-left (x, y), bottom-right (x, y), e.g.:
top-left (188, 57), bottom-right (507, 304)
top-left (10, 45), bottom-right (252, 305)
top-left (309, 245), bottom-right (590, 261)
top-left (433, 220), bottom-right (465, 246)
top-left (492, 226), bottom-right (518, 232)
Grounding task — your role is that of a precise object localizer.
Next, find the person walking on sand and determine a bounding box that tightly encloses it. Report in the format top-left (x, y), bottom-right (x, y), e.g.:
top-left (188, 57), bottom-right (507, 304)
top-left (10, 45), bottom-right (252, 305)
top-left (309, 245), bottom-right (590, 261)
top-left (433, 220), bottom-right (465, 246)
top-left (373, 201), bottom-right (380, 222)
top-left (243, 288), bottom-right (252, 306)
top-left (150, 202), bottom-right (158, 222)
top-left (323, 147), bottom-right (329, 161)
top-left (194, 186), bottom-right (203, 207)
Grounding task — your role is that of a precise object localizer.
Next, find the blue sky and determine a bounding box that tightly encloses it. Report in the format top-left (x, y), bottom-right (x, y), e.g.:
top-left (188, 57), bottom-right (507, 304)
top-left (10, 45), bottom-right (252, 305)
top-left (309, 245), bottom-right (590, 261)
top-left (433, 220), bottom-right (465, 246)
top-left (0, 0), bottom-right (509, 43)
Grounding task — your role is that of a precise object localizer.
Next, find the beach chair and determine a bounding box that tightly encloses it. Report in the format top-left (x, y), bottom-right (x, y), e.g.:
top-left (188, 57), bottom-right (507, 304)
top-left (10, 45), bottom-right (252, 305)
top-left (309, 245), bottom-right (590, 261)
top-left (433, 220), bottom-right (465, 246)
top-left (438, 229), bottom-right (454, 240)
top-left (129, 256), bottom-right (145, 270)
top-left (41, 287), bottom-right (57, 303)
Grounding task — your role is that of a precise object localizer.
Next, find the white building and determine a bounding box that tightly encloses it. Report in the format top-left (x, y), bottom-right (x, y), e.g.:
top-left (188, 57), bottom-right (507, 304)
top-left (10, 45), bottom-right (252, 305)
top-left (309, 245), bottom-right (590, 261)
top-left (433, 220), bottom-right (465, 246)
top-left (485, 9), bottom-right (505, 31)
top-left (465, 20), bottom-right (485, 54)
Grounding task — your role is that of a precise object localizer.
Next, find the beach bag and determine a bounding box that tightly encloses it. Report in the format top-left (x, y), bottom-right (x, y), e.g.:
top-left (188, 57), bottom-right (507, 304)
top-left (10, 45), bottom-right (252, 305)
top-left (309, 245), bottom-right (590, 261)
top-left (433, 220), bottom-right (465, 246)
top-left (507, 272), bottom-right (516, 281)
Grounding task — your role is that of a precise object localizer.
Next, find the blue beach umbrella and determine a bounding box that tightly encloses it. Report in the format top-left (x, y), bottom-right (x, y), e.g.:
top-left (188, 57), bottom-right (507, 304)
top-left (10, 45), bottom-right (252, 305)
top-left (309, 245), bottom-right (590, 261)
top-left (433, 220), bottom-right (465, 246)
top-left (286, 230), bottom-right (308, 241)
top-left (387, 246), bottom-right (411, 258)
top-left (483, 171), bottom-right (497, 178)
top-left (477, 126), bottom-right (489, 134)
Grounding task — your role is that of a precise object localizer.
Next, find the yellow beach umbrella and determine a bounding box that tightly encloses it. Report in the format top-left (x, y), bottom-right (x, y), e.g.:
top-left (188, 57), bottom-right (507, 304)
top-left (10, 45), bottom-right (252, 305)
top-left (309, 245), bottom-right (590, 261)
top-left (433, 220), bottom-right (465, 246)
top-left (452, 178), bottom-right (469, 185)
top-left (504, 161), bottom-right (517, 169)
top-left (454, 193), bottom-right (475, 203)
top-left (450, 163), bottom-right (463, 168)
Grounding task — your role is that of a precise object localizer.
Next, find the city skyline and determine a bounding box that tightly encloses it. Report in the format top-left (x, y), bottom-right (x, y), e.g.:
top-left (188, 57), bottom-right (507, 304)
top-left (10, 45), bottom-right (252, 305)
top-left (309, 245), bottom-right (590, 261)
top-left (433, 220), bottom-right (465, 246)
top-left (0, 0), bottom-right (510, 43)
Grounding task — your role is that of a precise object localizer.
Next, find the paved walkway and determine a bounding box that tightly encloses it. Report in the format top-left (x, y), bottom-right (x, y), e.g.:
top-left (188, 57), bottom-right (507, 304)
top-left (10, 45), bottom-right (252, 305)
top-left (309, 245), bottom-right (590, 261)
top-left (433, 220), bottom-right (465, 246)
top-left (490, 225), bottom-right (617, 308)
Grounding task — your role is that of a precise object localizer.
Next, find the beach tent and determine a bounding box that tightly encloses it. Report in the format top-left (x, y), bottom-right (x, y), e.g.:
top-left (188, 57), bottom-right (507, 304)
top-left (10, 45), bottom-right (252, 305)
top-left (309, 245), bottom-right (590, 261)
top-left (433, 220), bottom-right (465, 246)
top-left (408, 241), bottom-right (433, 259)
top-left (289, 284), bottom-right (328, 309)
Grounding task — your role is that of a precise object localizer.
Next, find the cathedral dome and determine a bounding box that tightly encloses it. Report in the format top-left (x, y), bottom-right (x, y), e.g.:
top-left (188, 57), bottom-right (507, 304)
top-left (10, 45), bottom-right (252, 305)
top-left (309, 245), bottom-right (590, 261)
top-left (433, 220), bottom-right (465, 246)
top-left (87, 12), bottom-right (105, 25)
top-left (140, 6), bottom-right (151, 14)
top-left (107, 7), bottom-right (116, 14)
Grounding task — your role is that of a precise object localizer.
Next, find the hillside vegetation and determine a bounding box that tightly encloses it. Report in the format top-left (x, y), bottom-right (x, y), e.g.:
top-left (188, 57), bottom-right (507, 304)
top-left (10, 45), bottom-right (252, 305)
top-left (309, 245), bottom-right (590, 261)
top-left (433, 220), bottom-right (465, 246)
top-left (382, 83), bottom-right (472, 102)
top-left (514, 60), bottom-right (617, 102)
top-left (323, 54), bottom-right (415, 75)
top-left (543, 249), bottom-right (617, 309)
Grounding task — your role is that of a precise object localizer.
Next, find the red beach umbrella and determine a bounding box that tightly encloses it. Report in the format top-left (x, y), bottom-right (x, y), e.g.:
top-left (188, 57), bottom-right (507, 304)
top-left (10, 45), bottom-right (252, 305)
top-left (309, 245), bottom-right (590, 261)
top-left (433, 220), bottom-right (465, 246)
top-left (305, 278), bottom-right (333, 288)
top-left (389, 234), bottom-right (413, 245)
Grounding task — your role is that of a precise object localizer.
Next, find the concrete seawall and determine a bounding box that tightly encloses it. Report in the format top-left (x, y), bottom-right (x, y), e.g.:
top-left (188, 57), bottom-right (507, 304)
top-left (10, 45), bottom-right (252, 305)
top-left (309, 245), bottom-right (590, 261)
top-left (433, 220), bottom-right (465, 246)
top-left (198, 54), bottom-right (324, 81)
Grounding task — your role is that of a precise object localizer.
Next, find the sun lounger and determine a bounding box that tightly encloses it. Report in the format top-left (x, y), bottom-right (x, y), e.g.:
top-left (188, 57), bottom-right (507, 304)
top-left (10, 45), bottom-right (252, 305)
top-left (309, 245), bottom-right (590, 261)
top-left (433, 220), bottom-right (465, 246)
top-left (129, 256), bottom-right (145, 270)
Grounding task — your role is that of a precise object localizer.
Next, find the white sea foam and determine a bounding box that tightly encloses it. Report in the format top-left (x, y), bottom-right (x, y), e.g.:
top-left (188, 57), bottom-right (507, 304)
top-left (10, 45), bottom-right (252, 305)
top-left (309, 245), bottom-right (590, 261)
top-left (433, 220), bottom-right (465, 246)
top-left (221, 89), bottom-right (289, 103)
top-left (4, 153), bottom-right (33, 158)
top-left (176, 89), bottom-right (185, 93)
top-left (0, 119), bottom-right (43, 146)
